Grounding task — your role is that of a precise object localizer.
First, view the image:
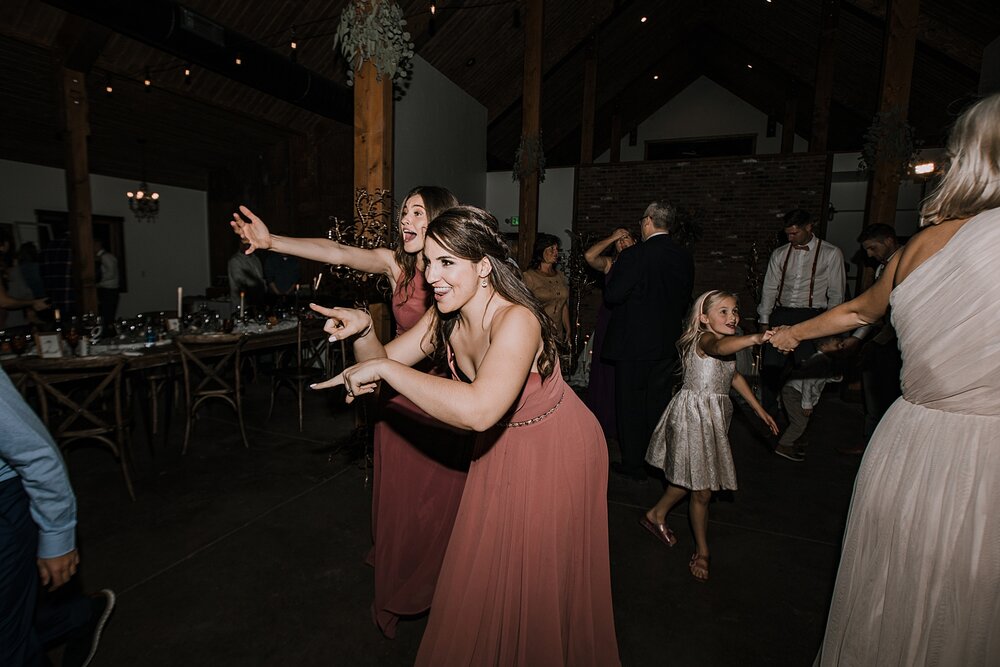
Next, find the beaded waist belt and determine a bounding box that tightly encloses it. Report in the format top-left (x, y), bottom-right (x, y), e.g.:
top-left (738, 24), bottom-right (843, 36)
top-left (498, 390), bottom-right (566, 428)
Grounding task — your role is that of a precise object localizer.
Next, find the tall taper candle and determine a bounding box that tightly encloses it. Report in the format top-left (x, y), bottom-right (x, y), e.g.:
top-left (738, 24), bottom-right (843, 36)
top-left (177, 287), bottom-right (183, 317)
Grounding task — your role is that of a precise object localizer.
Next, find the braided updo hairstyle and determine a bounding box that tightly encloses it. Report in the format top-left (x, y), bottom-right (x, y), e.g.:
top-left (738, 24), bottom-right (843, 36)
top-left (424, 206), bottom-right (560, 380)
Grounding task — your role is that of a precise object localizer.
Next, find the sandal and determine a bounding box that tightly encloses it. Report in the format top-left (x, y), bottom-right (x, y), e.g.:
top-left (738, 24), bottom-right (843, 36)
top-left (639, 515), bottom-right (677, 547)
top-left (689, 553), bottom-right (710, 582)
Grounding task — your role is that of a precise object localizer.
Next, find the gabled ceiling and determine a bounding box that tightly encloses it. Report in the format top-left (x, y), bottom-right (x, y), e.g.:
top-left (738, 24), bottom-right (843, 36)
top-left (0, 0), bottom-right (996, 189)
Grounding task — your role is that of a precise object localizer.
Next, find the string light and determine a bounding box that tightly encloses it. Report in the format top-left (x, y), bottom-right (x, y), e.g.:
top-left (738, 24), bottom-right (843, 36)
top-left (640, 16), bottom-right (647, 23)
top-left (430, 4), bottom-right (436, 15)
top-left (653, 74), bottom-right (659, 80)
top-left (105, 74), bottom-right (113, 96)
top-left (144, 67), bottom-right (151, 90)
top-left (235, 53), bottom-right (242, 65)
top-left (183, 64), bottom-right (192, 84)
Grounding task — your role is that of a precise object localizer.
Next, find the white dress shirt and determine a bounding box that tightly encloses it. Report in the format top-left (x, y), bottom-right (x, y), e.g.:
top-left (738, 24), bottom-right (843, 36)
top-left (96, 249), bottom-right (119, 290)
top-left (758, 236), bottom-right (845, 325)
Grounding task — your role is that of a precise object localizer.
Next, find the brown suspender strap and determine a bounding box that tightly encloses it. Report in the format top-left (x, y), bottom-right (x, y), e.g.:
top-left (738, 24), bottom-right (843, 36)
top-left (776, 241), bottom-right (823, 308)
top-left (775, 245), bottom-right (793, 307)
top-left (807, 241), bottom-right (821, 308)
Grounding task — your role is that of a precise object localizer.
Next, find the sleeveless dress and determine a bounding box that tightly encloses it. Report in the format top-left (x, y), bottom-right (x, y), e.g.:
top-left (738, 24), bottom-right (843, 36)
top-left (645, 343), bottom-right (738, 491)
top-left (415, 356), bottom-right (621, 666)
top-left (817, 209), bottom-right (1000, 665)
top-left (585, 265), bottom-right (617, 437)
top-left (368, 271), bottom-right (470, 638)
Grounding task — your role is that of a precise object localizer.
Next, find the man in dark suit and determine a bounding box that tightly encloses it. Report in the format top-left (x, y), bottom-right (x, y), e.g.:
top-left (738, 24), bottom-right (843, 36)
top-left (602, 201), bottom-right (694, 480)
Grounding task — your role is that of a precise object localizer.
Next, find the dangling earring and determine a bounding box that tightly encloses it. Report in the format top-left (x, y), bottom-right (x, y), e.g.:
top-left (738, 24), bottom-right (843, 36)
top-left (481, 278), bottom-right (488, 288)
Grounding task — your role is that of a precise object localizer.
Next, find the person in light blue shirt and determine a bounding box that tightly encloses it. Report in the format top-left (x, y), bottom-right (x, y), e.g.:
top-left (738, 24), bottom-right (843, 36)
top-left (1, 365), bottom-right (114, 666)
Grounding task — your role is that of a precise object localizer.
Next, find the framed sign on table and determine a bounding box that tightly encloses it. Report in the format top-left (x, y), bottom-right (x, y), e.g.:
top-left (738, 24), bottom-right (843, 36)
top-left (36, 333), bottom-right (64, 359)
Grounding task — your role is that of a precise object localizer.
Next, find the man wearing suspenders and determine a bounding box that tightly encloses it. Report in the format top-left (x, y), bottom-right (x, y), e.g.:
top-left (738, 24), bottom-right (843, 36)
top-left (757, 209), bottom-right (846, 451)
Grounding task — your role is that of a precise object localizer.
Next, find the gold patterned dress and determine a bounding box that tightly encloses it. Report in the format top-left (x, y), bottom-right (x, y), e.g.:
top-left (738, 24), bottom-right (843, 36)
top-left (645, 344), bottom-right (738, 490)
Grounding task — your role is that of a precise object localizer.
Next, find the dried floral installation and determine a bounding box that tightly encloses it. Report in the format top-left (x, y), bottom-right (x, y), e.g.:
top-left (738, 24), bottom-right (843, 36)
top-left (326, 187), bottom-right (394, 306)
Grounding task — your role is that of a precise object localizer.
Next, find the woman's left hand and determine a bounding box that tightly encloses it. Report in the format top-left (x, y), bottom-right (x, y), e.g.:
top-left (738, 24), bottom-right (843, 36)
top-left (310, 358), bottom-right (384, 402)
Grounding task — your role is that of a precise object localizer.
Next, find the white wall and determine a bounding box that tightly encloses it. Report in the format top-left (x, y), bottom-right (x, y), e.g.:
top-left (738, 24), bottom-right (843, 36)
top-left (485, 167), bottom-right (576, 251)
top-left (395, 55), bottom-right (488, 206)
top-left (597, 76), bottom-right (808, 163)
top-left (0, 158), bottom-right (209, 315)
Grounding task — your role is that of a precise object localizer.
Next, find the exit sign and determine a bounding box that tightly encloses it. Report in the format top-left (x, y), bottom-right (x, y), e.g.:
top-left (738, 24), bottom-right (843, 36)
top-left (510, 216), bottom-right (519, 226)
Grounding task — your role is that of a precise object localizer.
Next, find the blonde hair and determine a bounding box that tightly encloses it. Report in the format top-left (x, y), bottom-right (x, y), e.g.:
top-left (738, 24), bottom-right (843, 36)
top-left (921, 93), bottom-right (1000, 226)
top-left (676, 290), bottom-right (738, 372)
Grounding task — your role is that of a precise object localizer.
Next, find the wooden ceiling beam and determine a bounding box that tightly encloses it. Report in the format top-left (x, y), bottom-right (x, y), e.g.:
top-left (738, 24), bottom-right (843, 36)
top-left (842, 0), bottom-right (983, 74)
top-left (53, 14), bottom-right (110, 72)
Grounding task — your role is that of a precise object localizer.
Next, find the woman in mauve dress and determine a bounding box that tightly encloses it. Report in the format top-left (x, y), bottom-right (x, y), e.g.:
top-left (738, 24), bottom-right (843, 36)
top-left (583, 226), bottom-right (635, 437)
top-left (770, 93), bottom-right (1000, 665)
top-left (314, 206), bottom-right (620, 666)
top-left (232, 186), bottom-right (470, 638)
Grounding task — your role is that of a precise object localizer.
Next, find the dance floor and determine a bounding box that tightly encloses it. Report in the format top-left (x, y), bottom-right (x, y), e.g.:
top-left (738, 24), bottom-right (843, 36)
top-left (58, 381), bottom-right (862, 666)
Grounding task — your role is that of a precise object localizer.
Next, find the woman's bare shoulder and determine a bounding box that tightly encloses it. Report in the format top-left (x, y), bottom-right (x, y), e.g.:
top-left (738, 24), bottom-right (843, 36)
top-left (895, 217), bottom-right (971, 286)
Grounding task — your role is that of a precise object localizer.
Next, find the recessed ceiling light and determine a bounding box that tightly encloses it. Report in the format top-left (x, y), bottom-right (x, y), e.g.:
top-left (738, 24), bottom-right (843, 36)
top-left (640, 16), bottom-right (647, 23)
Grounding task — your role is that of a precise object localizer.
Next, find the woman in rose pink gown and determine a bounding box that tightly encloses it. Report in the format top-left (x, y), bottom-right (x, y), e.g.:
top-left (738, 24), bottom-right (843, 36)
top-left (233, 186), bottom-right (469, 638)
top-left (316, 206), bottom-right (620, 665)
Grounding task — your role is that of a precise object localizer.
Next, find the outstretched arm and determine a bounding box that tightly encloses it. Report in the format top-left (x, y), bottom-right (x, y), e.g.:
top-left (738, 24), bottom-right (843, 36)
top-left (769, 251), bottom-right (899, 352)
top-left (700, 330), bottom-right (772, 358)
top-left (231, 206), bottom-right (398, 283)
top-left (317, 306), bottom-right (540, 432)
top-left (310, 302), bottom-right (434, 367)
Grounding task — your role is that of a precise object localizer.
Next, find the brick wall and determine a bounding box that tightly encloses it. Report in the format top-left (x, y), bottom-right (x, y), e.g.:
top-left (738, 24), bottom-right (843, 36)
top-left (573, 153), bottom-right (830, 335)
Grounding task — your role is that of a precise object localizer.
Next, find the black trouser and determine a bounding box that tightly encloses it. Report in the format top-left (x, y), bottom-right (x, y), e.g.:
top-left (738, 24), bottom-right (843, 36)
top-left (0, 479), bottom-right (92, 667)
top-left (861, 339), bottom-right (903, 441)
top-left (97, 287), bottom-right (119, 324)
top-left (761, 306), bottom-right (824, 415)
top-left (614, 356), bottom-right (675, 476)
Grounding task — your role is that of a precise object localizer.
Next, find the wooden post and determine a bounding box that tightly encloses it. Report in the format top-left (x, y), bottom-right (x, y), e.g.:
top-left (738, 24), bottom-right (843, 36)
top-left (862, 0), bottom-right (920, 289)
top-left (516, 0), bottom-right (544, 269)
top-left (609, 113), bottom-right (622, 163)
top-left (59, 67), bottom-right (97, 314)
top-left (580, 36), bottom-right (597, 165)
top-left (781, 95), bottom-right (797, 154)
top-left (353, 58), bottom-right (394, 342)
top-left (810, 0), bottom-right (839, 153)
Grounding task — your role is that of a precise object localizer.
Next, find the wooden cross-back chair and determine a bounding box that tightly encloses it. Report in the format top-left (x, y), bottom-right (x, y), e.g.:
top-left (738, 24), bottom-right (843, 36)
top-left (266, 318), bottom-right (335, 431)
top-left (22, 356), bottom-right (135, 500)
top-left (175, 335), bottom-right (250, 454)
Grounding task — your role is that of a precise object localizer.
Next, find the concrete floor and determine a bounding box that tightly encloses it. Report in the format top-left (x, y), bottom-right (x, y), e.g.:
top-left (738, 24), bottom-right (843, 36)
top-left (59, 380), bottom-right (864, 666)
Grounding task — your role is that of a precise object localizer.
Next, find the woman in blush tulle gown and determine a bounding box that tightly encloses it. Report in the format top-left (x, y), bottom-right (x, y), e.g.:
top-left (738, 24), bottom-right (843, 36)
top-left (769, 93), bottom-right (1000, 666)
top-left (232, 186), bottom-right (470, 638)
top-left (314, 206), bottom-right (620, 666)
